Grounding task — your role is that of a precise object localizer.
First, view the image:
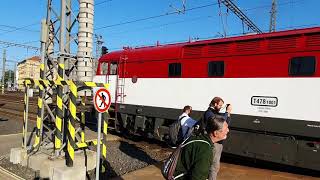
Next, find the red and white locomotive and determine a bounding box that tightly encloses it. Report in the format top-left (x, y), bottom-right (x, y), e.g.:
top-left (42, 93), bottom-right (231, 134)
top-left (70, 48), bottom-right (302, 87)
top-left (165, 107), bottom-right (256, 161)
top-left (95, 27), bottom-right (320, 171)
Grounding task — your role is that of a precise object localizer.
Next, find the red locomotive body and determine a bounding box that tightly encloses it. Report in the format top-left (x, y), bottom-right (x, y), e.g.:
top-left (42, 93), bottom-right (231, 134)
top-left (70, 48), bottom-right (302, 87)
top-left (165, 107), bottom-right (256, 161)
top-left (96, 27), bottom-right (320, 171)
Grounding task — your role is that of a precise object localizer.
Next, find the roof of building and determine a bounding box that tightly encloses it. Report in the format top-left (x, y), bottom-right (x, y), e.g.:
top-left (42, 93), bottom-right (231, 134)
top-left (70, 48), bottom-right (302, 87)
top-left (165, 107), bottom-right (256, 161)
top-left (17, 56), bottom-right (40, 66)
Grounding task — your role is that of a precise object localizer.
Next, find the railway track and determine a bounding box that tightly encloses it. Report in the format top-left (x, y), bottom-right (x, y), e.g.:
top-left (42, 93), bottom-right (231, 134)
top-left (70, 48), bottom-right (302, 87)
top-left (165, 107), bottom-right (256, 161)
top-left (0, 92), bottom-right (37, 121)
top-left (0, 91), bottom-right (96, 122)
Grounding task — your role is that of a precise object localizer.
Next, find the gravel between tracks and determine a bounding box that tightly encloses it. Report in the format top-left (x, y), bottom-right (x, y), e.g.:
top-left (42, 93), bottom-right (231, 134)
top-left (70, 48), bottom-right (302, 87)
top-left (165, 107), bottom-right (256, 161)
top-left (0, 134), bottom-right (171, 180)
top-left (0, 117), bottom-right (36, 135)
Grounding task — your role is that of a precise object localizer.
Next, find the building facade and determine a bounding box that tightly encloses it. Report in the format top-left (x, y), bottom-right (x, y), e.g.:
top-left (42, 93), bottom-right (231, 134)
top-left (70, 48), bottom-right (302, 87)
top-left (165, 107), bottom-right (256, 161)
top-left (17, 56), bottom-right (40, 90)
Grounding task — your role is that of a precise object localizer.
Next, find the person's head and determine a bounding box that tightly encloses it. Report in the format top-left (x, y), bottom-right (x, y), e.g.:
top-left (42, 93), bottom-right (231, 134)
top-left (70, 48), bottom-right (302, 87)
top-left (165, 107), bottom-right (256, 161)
top-left (209, 97), bottom-right (224, 111)
top-left (183, 105), bottom-right (192, 115)
top-left (206, 115), bottom-right (229, 142)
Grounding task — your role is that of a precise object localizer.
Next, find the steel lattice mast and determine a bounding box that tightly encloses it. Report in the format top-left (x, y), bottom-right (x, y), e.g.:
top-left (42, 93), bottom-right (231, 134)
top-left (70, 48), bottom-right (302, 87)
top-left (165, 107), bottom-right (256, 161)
top-left (219, 0), bottom-right (263, 34)
top-left (269, 0), bottom-right (277, 32)
top-left (30, 0), bottom-right (96, 168)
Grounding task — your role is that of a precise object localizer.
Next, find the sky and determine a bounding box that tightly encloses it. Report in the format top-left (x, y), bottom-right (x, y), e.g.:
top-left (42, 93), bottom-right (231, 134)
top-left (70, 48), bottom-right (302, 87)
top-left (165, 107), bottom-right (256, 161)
top-left (0, 0), bottom-right (319, 71)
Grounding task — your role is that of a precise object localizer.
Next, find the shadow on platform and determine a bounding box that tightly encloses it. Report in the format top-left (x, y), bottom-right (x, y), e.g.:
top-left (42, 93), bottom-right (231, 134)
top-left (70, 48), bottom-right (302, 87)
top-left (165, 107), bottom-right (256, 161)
top-left (119, 140), bottom-right (158, 166)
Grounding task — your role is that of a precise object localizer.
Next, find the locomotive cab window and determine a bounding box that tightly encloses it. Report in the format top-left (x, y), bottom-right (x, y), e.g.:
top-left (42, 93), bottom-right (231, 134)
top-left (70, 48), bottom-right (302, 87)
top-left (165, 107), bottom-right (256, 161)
top-left (208, 61), bottom-right (224, 76)
top-left (110, 62), bottom-right (118, 75)
top-left (289, 56), bottom-right (316, 76)
top-left (168, 63), bottom-right (181, 77)
top-left (100, 62), bottom-right (108, 75)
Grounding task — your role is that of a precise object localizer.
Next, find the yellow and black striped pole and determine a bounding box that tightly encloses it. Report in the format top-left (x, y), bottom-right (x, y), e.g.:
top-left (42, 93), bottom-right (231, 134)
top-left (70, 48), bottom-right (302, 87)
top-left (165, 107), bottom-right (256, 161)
top-left (66, 80), bottom-right (77, 167)
top-left (55, 63), bottom-right (64, 156)
top-left (101, 111), bottom-right (109, 176)
top-left (33, 85), bottom-right (43, 149)
top-left (33, 77), bottom-right (44, 150)
top-left (22, 84), bottom-right (29, 149)
top-left (81, 97), bottom-right (85, 143)
top-left (33, 22), bottom-right (47, 151)
top-left (102, 112), bottom-right (108, 160)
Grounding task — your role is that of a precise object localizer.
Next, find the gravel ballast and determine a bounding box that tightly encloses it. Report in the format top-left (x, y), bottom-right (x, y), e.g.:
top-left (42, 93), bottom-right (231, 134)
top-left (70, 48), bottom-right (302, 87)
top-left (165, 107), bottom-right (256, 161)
top-left (0, 134), bottom-right (171, 180)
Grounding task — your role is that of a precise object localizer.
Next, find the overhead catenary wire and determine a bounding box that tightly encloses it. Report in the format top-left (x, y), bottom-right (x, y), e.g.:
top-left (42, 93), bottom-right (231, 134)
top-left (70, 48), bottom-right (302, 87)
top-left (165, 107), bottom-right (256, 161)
top-left (106, 15), bottom-right (216, 37)
top-left (100, 0), bottom-right (308, 38)
top-left (95, 0), bottom-right (307, 32)
top-left (94, 2), bottom-right (220, 30)
top-left (0, 0), bottom-right (107, 36)
top-left (0, 24), bottom-right (39, 33)
top-left (1, 0), bottom-right (308, 46)
top-left (95, 0), bottom-right (113, 6)
top-left (242, 0), bottom-right (303, 12)
top-left (7, 0), bottom-right (308, 53)
top-left (0, 22), bottom-right (39, 36)
top-left (71, 0), bottom-right (113, 14)
top-left (0, 40), bottom-right (39, 50)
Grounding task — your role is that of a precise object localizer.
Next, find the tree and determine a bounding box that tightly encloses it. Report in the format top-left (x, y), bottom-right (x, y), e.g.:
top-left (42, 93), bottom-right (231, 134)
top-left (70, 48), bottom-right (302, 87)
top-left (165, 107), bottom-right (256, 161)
top-left (0, 70), bottom-right (14, 88)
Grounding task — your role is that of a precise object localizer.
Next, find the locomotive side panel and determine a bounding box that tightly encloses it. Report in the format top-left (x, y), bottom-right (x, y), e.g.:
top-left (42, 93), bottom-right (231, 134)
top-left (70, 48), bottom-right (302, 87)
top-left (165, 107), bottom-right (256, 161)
top-left (97, 27), bottom-right (320, 171)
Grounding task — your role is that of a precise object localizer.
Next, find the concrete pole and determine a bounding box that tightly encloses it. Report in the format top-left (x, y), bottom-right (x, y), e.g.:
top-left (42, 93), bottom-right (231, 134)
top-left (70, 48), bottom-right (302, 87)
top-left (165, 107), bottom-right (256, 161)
top-left (13, 63), bottom-right (17, 89)
top-left (24, 86), bottom-right (30, 149)
top-left (77, 0), bottom-right (94, 96)
top-left (2, 49), bottom-right (6, 94)
top-left (8, 67), bottom-right (11, 88)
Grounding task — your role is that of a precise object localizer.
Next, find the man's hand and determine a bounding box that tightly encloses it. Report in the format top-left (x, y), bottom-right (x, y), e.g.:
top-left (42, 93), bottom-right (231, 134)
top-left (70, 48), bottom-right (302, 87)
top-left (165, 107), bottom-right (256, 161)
top-left (226, 104), bottom-right (232, 114)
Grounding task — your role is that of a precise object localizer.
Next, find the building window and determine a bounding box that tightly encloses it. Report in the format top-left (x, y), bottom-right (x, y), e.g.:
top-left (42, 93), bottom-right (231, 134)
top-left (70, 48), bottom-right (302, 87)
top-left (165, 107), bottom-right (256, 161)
top-left (208, 61), bottom-right (224, 77)
top-left (168, 63), bottom-right (181, 77)
top-left (289, 56), bottom-right (316, 76)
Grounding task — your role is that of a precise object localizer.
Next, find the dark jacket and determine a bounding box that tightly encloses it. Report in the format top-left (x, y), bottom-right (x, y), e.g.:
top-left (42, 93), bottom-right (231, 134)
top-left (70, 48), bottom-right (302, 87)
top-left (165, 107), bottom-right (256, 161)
top-left (174, 134), bottom-right (215, 180)
top-left (204, 107), bottom-right (231, 125)
top-left (202, 107), bottom-right (231, 144)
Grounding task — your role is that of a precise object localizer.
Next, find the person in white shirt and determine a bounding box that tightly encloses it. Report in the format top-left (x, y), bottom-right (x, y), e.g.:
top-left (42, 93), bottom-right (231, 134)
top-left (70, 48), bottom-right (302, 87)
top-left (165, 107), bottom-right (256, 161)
top-left (179, 105), bottom-right (197, 140)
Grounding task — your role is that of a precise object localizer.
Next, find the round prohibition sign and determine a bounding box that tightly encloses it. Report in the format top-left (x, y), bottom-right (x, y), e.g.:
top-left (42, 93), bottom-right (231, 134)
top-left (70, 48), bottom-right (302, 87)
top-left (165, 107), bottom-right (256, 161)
top-left (94, 88), bottom-right (111, 113)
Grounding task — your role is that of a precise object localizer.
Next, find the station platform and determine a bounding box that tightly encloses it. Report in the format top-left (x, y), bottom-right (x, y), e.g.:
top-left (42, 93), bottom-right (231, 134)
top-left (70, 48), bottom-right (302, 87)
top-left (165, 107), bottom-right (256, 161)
top-left (113, 162), bottom-right (320, 180)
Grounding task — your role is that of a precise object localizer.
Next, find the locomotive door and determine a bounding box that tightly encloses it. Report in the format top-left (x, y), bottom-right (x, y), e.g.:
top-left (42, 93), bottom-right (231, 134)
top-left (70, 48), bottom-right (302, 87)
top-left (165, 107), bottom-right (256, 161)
top-left (115, 55), bottom-right (127, 104)
top-left (99, 58), bottom-right (127, 104)
top-left (98, 61), bottom-right (117, 103)
top-left (111, 56), bottom-right (127, 131)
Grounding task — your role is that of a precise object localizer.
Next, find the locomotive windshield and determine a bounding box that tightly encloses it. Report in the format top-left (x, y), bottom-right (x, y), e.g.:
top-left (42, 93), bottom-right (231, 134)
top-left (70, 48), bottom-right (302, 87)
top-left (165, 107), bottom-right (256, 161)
top-left (99, 61), bottom-right (118, 75)
top-left (110, 62), bottom-right (118, 75)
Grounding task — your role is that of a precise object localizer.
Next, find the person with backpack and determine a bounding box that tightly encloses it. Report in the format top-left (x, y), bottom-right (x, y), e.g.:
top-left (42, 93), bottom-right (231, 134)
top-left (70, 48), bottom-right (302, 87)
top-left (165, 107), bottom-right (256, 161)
top-left (179, 105), bottom-right (197, 140)
top-left (168, 105), bottom-right (197, 147)
top-left (171, 115), bottom-right (229, 180)
top-left (203, 97), bottom-right (232, 180)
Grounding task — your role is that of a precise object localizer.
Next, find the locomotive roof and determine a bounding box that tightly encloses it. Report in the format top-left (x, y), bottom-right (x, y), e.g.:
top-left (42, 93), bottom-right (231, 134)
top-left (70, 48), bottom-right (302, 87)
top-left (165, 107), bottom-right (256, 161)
top-left (99, 26), bottom-right (320, 62)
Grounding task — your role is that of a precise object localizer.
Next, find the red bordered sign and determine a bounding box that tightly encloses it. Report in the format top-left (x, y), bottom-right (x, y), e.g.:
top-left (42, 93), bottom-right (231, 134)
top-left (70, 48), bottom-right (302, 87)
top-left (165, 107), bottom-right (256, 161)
top-left (93, 88), bottom-right (111, 113)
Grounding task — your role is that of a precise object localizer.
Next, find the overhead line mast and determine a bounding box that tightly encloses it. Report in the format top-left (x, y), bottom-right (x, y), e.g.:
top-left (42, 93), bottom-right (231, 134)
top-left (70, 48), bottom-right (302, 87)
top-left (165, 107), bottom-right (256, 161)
top-left (219, 0), bottom-right (263, 34)
top-left (269, 0), bottom-right (277, 32)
